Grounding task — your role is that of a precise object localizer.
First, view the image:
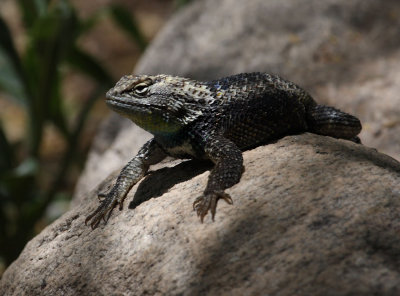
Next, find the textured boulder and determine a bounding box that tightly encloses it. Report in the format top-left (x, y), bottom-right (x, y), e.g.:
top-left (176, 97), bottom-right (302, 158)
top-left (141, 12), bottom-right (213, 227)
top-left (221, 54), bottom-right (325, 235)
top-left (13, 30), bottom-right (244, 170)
top-left (1, 134), bottom-right (400, 295)
top-left (136, 0), bottom-right (400, 161)
top-left (136, 0), bottom-right (400, 162)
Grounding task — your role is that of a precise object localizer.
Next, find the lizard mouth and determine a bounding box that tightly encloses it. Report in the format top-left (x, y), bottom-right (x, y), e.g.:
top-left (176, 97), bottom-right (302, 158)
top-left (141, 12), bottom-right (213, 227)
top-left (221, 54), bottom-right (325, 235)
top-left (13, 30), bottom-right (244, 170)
top-left (105, 95), bottom-right (164, 114)
top-left (105, 94), bottom-right (182, 134)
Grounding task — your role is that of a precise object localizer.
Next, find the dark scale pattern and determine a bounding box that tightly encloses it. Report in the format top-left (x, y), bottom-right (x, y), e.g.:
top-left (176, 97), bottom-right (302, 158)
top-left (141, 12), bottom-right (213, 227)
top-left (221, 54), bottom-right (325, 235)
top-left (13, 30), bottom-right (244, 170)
top-left (85, 72), bottom-right (362, 228)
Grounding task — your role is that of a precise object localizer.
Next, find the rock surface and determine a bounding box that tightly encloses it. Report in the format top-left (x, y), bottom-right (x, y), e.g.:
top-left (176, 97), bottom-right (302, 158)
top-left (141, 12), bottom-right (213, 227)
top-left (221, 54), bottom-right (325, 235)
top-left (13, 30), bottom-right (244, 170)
top-left (137, 0), bottom-right (400, 162)
top-left (1, 134), bottom-right (400, 295)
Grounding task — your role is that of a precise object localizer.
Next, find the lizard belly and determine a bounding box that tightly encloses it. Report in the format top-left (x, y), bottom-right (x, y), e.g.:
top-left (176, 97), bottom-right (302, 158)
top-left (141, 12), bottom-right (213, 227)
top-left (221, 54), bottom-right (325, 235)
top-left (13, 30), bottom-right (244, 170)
top-left (164, 140), bottom-right (199, 158)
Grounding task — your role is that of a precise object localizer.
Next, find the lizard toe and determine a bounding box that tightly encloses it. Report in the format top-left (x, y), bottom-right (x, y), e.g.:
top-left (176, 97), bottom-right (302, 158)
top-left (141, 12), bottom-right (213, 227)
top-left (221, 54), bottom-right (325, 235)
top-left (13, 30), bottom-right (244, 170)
top-left (193, 191), bottom-right (233, 222)
top-left (85, 190), bottom-right (121, 229)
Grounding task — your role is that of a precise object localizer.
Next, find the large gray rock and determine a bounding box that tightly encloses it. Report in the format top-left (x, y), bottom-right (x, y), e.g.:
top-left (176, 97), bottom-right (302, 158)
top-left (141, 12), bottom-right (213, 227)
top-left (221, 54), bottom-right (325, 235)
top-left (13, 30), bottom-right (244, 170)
top-left (1, 134), bottom-right (400, 295)
top-left (137, 0), bottom-right (400, 84)
top-left (135, 0), bottom-right (400, 161)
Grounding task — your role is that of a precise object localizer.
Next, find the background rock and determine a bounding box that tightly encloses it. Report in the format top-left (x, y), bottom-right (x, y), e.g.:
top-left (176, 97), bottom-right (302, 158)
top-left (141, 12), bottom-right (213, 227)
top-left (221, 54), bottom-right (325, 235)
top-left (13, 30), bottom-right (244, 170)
top-left (2, 134), bottom-right (400, 295)
top-left (74, 0), bottom-right (400, 203)
top-left (137, 0), bottom-right (400, 162)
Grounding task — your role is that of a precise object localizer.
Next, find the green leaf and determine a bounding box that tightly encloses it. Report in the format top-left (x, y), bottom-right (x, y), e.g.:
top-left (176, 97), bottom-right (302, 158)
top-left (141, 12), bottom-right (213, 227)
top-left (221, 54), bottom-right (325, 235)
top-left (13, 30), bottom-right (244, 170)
top-left (0, 157), bottom-right (38, 205)
top-left (67, 47), bottom-right (113, 86)
top-left (0, 17), bottom-right (28, 104)
top-left (0, 17), bottom-right (23, 74)
top-left (13, 158), bottom-right (39, 177)
top-left (0, 47), bottom-right (27, 105)
top-left (79, 7), bottom-right (107, 34)
top-left (48, 73), bottom-right (70, 138)
top-left (109, 5), bottom-right (147, 51)
top-left (0, 123), bottom-right (14, 171)
top-left (16, 0), bottom-right (47, 28)
top-left (174, 0), bottom-right (193, 9)
top-left (22, 2), bottom-right (79, 143)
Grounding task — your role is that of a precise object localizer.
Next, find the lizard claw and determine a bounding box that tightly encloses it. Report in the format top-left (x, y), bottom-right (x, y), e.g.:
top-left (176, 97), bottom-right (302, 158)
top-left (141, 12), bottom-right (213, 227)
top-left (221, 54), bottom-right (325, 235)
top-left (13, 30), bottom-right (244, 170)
top-left (193, 191), bottom-right (233, 222)
top-left (85, 189), bottom-right (123, 229)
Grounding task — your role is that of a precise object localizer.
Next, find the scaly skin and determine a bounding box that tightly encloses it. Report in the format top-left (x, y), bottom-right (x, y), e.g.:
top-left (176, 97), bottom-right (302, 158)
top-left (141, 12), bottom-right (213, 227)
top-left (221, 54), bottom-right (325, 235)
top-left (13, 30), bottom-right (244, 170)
top-left (85, 72), bottom-right (361, 228)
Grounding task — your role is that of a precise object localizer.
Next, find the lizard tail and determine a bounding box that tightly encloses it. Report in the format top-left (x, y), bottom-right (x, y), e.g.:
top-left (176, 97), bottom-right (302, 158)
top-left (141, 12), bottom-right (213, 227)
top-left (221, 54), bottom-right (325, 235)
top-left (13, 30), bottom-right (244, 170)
top-left (306, 105), bottom-right (362, 141)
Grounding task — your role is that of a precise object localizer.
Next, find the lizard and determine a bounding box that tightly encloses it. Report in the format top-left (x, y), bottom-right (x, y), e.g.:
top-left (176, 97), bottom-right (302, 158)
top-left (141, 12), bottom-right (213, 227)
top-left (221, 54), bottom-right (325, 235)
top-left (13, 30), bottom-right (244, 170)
top-left (85, 72), bottom-right (361, 228)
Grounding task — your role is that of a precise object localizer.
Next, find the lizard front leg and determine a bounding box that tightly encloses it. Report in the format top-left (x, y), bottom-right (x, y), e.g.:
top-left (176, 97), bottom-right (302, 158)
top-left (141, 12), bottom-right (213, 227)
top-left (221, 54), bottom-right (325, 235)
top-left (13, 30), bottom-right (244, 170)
top-left (85, 138), bottom-right (166, 228)
top-left (193, 135), bottom-right (244, 222)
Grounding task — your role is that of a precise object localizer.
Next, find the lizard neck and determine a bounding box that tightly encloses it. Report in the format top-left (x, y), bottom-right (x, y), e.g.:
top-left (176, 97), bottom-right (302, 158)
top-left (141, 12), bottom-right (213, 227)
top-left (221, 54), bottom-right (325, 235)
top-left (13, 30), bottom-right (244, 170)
top-left (125, 110), bottom-right (182, 136)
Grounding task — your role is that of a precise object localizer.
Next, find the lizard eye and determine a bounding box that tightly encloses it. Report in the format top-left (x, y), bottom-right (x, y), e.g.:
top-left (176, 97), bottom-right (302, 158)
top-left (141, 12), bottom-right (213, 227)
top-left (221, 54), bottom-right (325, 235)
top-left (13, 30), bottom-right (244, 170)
top-left (134, 83), bottom-right (149, 96)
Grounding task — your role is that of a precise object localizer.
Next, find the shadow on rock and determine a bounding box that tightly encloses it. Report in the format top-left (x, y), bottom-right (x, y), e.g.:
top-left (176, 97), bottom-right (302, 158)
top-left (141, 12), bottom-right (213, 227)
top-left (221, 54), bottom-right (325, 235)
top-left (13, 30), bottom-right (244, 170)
top-left (129, 159), bottom-right (213, 209)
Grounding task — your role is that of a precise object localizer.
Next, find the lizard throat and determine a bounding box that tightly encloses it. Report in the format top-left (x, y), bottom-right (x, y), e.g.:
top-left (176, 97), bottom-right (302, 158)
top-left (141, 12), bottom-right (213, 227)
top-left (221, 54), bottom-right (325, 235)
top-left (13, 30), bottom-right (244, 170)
top-left (106, 97), bottom-right (182, 135)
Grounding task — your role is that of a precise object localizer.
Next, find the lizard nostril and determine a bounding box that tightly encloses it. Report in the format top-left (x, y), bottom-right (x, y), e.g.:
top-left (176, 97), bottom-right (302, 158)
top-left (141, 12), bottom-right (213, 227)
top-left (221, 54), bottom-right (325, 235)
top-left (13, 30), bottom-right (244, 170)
top-left (106, 89), bottom-right (115, 98)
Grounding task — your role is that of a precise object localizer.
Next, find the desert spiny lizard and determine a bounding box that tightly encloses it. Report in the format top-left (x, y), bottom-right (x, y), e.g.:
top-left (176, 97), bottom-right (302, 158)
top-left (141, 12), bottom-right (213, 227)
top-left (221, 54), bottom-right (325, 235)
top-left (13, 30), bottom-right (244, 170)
top-left (85, 72), bottom-right (361, 228)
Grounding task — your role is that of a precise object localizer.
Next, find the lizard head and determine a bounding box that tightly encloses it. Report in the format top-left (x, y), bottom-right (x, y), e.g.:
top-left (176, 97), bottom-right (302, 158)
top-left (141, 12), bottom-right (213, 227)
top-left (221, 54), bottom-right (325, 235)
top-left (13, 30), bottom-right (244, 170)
top-left (106, 74), bottom-right (217, 135)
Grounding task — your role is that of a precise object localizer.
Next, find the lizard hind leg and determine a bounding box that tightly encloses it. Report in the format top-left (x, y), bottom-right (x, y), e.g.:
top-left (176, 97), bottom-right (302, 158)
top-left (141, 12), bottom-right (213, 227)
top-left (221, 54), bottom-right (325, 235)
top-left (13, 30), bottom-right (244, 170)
top-left (306, 105), bottom-right (362, 140)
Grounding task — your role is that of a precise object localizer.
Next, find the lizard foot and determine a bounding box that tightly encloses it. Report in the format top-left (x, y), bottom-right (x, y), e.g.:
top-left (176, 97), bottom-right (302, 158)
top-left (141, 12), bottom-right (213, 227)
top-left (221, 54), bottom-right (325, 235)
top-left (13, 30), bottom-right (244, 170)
top-left (193, 191), bottom-right (233, 222)
top-left (85, 189), bottom-right (124, 229)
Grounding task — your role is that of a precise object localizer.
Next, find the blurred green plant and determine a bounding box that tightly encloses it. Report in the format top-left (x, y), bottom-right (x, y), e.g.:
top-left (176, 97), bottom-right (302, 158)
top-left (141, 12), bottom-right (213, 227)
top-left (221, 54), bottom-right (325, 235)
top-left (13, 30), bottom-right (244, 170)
top-left (174, 0), bottom-right (194, 9)
top-left (0, 0), bottom-right (147, 267)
